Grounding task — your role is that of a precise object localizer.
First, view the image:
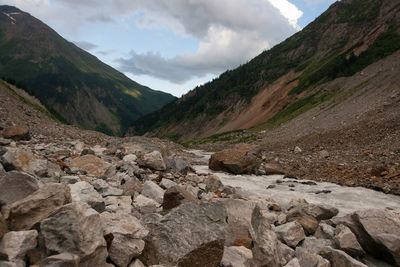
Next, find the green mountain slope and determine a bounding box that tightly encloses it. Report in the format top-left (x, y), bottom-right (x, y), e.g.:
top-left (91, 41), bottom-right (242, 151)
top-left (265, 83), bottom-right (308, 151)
top-left (0, 5), bottom-right (175, 136)
top-left (128, 0), bottom-right (400, 140)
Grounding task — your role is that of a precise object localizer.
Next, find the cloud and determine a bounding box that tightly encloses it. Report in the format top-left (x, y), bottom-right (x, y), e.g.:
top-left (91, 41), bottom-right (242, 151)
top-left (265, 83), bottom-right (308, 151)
top-left (73, 41), bottom-right (98, 51)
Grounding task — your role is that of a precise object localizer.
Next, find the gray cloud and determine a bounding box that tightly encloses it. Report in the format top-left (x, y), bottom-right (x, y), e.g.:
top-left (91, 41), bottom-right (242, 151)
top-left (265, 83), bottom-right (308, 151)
top-left (87, 13), bottom-right (115, 23)
top-left (74, 41), bottom-right (98, 51)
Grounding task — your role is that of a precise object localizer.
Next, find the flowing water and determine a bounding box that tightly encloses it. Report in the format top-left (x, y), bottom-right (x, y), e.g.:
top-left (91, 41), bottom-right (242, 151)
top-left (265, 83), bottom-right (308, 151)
top-left (190, 150), bottom-right (400, 216)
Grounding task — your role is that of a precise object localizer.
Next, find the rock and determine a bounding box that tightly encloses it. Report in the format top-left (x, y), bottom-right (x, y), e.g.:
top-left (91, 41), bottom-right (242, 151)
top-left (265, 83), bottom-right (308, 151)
top-left (1, 149), bottom-right (47, 176)
top-left (0, 214), bottom-right (7, 239)
top-left (296, 251), bottom-right (330, 267)
top-left (40, 202), bottom-right (108, 267)
top-left (262, 163), bottom-right (285, 175)
top-left (209, 145), bottom-right (261, 174)
top-left (129, 259), bottom-right (146, 267)
top-left (0, 230), bottom-right (38, 261)
top-left (320, 247), bottom-right (367, 267)
top-left (204, 175), bottom-right (223, 192)
top-left (121, 178), bottom-right (143, 196)
top-left (141, 151), bottom-right (166, 171)
top-left (351, 209), bottom-right (400, 266)
top-left (233, 236), bottom-right (253, 249)
top-left (221, 246), bottom-right (253, 267)
top-left (141, 202), bottom-right (227, 266)
top-left (275, 221), bottom-right (305, 248)
top-left (250, 203), bottom-right (281, 267)
top-left (284, 258), bottom-right (301, 267)
top-left (278, 242), bottom-right (295, 266)
top-left (294, 146), bottom-right (302, 153)
top-left (104, 196), bottom-right (132, 214)
top-left (319, 150), bottom-right (330, 158)
top-left (0, 171), bottom-right (40, 207)
top-left (141, 181), bottom-right (165, 204)
top-left (60, 176), bottom-right (81, 184)
top-left (165, 155), bottom-right (192, 174)
top-left (8, 183), bottom-right (71, 230)
top-left (133, 195), bottom-right (160, 214)
top-left (0, 163), bottom-right (5, 176)
top-left (3, 126), bottom-right (30, 141)
top-left (100, 212), bottom-right (148, 267)
top-left (100, 187), bottom-right (123, 197)
top-left (334, 225), bottom-right (364, 257)
top-left (123, 154), bottom-right (137, 164)
top-left (296, 237), bottom-right (334, 255)
top-left (159, 178), bottom-right (177, 189)
top-left (288, 200), bottom-right (338, 221)
top-left (315, 223), bottom-right (336, 240)
top-left (162, 186), bottom-right (198, 213)
top-left (69, 182), bottom-right (105, 213)
top-left (69, 155), bottom-right (111, 176)
top-left (40, 253), bottom-right (80, 267)
top-left (286, 210), bottom-right (319, 236)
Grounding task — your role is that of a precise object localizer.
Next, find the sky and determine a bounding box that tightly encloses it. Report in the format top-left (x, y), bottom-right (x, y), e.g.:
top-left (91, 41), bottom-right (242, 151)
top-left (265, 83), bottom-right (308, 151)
top-left (1, 0), bottom-right (336, 97)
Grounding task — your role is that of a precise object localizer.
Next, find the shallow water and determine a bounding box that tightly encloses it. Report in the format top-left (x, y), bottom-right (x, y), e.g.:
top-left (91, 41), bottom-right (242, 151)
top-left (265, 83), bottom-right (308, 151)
top-left (191, 150), bottom-right (400, 216)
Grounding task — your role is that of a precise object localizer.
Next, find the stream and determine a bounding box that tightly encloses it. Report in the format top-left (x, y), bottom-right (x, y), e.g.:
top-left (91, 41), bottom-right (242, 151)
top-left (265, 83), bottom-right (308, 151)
top-left (190, 150), bottom-right (400, 216)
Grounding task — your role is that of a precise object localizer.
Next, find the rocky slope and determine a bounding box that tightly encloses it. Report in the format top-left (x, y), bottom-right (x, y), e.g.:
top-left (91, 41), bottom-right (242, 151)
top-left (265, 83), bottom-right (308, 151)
top-left (0, 5), bottom-right (175, 136)
top-left (127, 0), bottom-right (400, 140)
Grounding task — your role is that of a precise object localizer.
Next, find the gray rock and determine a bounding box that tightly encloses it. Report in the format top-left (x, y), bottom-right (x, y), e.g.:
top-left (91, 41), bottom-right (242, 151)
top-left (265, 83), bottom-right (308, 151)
top-left (159, 178), bottom-right (177, 190)
top-left (284, 258), bottom-right (301, 267)
top-left (0, 260), bottom-right (25, 267)
top-left (204, 175), bottom-right (223, 193)
top-left (141, 181), bottom-right (165, 204)
top-left (141, 202), bottom-right (227, 266)
top-left (315, 223), bottom-right (336, 240)
top-left (100, 187), bottom-right (123, 197)
top-left (0, 230), bottom-right (38, 261)
top-left (297, 252), bottom-right (330, 267)
top-left (286, 210), bottom-right (319, 236)
top-left (69, 181), bottom-right (105, 213)
top-left (129, 259), bottom-right (146, 267)
top-left (278, 242), bottom-right (295, 266)
top-left (334, 225), bottom-right (364, 257)
top-left (288, 199), bottom-right (338, 221)
top-left (40, 253), bottom-right (80, 267)
top-left (1, 149), bottom-right (47, 176)
top-left (0, 163), bottom-right (5, 176)
top-left (275, 221), bottom-right (305, 248)
top-left (221, 246), bottom-right (253, 267)
top-left (104, 196), bottom-right (132, 214)
top-left (100, 212), bottom-right (148, 267)
top-left (165, 155), bottom-right (192, 174)
top-left (8, 183), bottom-right (71, 230)
top-left (250, 203), bottom-right (281, 267)
top-left (133, 195), bottom-right (160, 214)
top-left (320, 247), bottom-right (367, 267)
top-left (60, 176), bottom-right (81, 184)
top-left (3, 126), bottom-right (30, 141)
top-left (0, 171), bottom-right (40, 207)
top-left (40, 202), bottom-right (108, 267)
top-left (162, 186), bottom-right (198, 213)
top-left (296, 237), bottom-right (334, 255)
top-left (141, 151), bottom-right (166, 171)
top-left (123, 154), bottom-right (138, 165)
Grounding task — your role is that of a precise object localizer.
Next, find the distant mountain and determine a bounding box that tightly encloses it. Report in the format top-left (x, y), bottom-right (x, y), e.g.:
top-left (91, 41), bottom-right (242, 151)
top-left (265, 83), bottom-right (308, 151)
top-left (0, 5), bottom-right (175, 136)
top-left (127, 0), bottom-right (400, 140)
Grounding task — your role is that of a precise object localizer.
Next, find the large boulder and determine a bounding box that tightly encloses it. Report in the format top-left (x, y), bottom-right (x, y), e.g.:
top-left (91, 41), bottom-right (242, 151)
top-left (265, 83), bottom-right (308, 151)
top-left (40, 253), bottom-right (80, 267)
top-left (204, 175), bottom-right (223, 193)
top-left (162, 186), bottom-right (198, 213)
top-left (165, 155), bottom-right (193, 174)
top-left (0, 230), bottom-right (37, 261)
top-left (221, 246), bottom-right (253, 267)
top-left (334, 225), bottom-right (364, 257)
top-left (275, 221), bottom-right (305, 248)
top-left (286, 210), bottom-right (319, 236)
top-left (69, 155), bottom-right (111, 176)
top-left (1, 149), bottom-right (47, 176)
top-left (320, 247), bottom-right (367, 267)
top-left (140, 151), bottom-right (166, 171)
top-left (140, 202), bottom-right (227, 266)
top-left (40, 202), bottom-right (108, 267)
top-left (209, 145), bottom-right (261, 174)
top-left (0, 171), bottom-right (40, 207)
top-left (141, 181), bottom-right (165, 204)
top-left (100, 212), bottom-right (148, 267)
top-left (69, 181), bottom-right (105, 213)
top-left (3, 126), bottom-right (30, 141)
top-left (8, 183), bottom-right (71, 230)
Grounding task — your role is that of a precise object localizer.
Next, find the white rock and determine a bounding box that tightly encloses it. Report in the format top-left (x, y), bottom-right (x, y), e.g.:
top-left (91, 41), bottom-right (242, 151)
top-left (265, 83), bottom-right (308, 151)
top-left (221, 246), bottom-right (253, 267)
top-left (141, 181), bottom-right (165, 204)
top-left (0, 230), bottom-right (38, 261)
top-left (275, 221), bottom-right (305, 248)
top-left (142, 151), bottom-right (166, 171)
top-left (123, 154), bottom-right (137, 164)
top-left (104, 196), bottom-right (132, 214)
top-left (133, 195), bottom-right (160, 214)
top-left (159, 178), bottom-right (177, 189)
top-left (69, 182), bottom-right (105, 213)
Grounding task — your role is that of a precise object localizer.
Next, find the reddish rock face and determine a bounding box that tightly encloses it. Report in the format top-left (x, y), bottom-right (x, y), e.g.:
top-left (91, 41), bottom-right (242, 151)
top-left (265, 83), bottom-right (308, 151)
top-left (209, 144), bottom-right (261, 174)
top-left (69, 155), bottom-right (111, 176)
top-left (3, 126), bottom-right (30, 141)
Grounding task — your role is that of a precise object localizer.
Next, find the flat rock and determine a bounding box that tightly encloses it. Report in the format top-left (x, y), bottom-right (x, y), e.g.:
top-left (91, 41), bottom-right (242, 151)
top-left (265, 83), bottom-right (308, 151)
top-left (209, 144), bottom-right (261, 174)
top-left (162, 185), bottom-right (198, 213)
top-left (3, 126), bottom-right (30, 141)
top-left (8, 183), bottom-right (71, 230)
top-left (69, 181), bottom-right (105, 213)
top-left (40, 253), bottom-right (80, 267)
top-left (140, 202), bottom-right (227, 266)
top-left (159, 178), bottom-right (177, 190)
top-left (0, 230), bottom-right (38, 261)
top-left (104, 196), bottom-right (132, 214)
top-left (141, 181), bottom-right (165, 204)
top-left (40, 202), bottom-right (108, 267)
top-left (221, 246), bottom-right (253, 267)
top-left (0, 171), bottom-right (40, 207)
top-left (1, 149), bottom-right (47, 176)
top-left (275, 221), bottom-right (305, 248)
top-left (60, 176), bottom-right (81, 184)
top-left (133, 195), bottom-right (160, 214)
top-left (69, 155), bottom-right (111, 176)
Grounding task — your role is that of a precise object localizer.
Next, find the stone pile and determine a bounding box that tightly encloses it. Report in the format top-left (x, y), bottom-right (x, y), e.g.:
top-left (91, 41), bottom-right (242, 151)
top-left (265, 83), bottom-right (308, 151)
top-left (0, 126), bottom-right (399, 267)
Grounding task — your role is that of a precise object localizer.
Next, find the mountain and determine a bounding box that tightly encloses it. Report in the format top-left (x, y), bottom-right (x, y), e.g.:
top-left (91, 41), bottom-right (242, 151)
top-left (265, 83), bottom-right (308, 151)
top-left (0, 5), bottom-right (175, 136)
top-left (127, 0), bottom-right (400, 141)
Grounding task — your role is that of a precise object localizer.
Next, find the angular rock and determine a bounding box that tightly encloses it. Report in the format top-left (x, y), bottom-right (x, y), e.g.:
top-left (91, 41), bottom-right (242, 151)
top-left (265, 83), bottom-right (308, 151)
top-left (69, 155), bottom-right (111, 176)
top-left (288, 199), bottom-right (338, 221)
top-left (320, 247), bottom-right (367, 267)
top-left (121, 178), bottom-right (143, 196)
top-left (100, 187), bottom-right (123, 197)
top-left (286, 210), bottom-right (319, 236)
top-left (262, 162), bottom-right (285, 175)
top-left (129, 259), bottom-right (146, 267)
top-left (133, 195), bottom-right (160, 214)
top-left (8, 183), bottom-right (71, 230)
top-left (1, 149), bottom-right (47, 176)
top-left (209, 144), bottom-right (261, 174)
top-left (159, 178), bottom-right (177, 190)
top-left (204, 175), bottom-right (223, 193)
top-left (315, 223), bottom-right (336, 240)
top-left (60, 176), bottom-right (81, 184)
top-left (104, 196), bottom-right (132, 214)
top-left (296, 237), bottom-right (334, 255)
top-left (141, 202), bottom-right (227, 266)
top-left (141, 151), bottom-right (166, 171)
top-left (0, 230), bottom-right (38, 261)
top-left (40, 253), bottom-right (80, 267)
top-left (3, 126), bottom-right (30, 141)
top-left (234, 236), bottom-right (253, 249)
top-left (0, 171), bottom-right (40, 207)
top-left (0, 163), bottom-right (5, 176)
top-left (40, 202), bottom-right (108, 267)
top-left (334, 225), bottom-right (364, 257)
top-left (0, 213), bottom-right (7, 239)
top-left (100, 212), bottom-right (148, 267)
top-left (69, 182), bottom-right (105, 213)
top-left (162, 186), bottom-right (198, 213)
top-left (250, 203), bottom-right (281, 267)
top-left (165, 155), bottom-right (192, 174)
top-left (123, 154), bottom-right (137, 164)
top-left (141, 181), bottom-right (164, 204)
top-left (284, 258), bottom-right (301, 267)
top-left (221, 246), bottom-right (253, 267)
top-left (278, 242), bottom-right (295, 266)
top-left (297, 252), bottom-right (330, 267)
top-left (275, 221), bottom-right (305, 248)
